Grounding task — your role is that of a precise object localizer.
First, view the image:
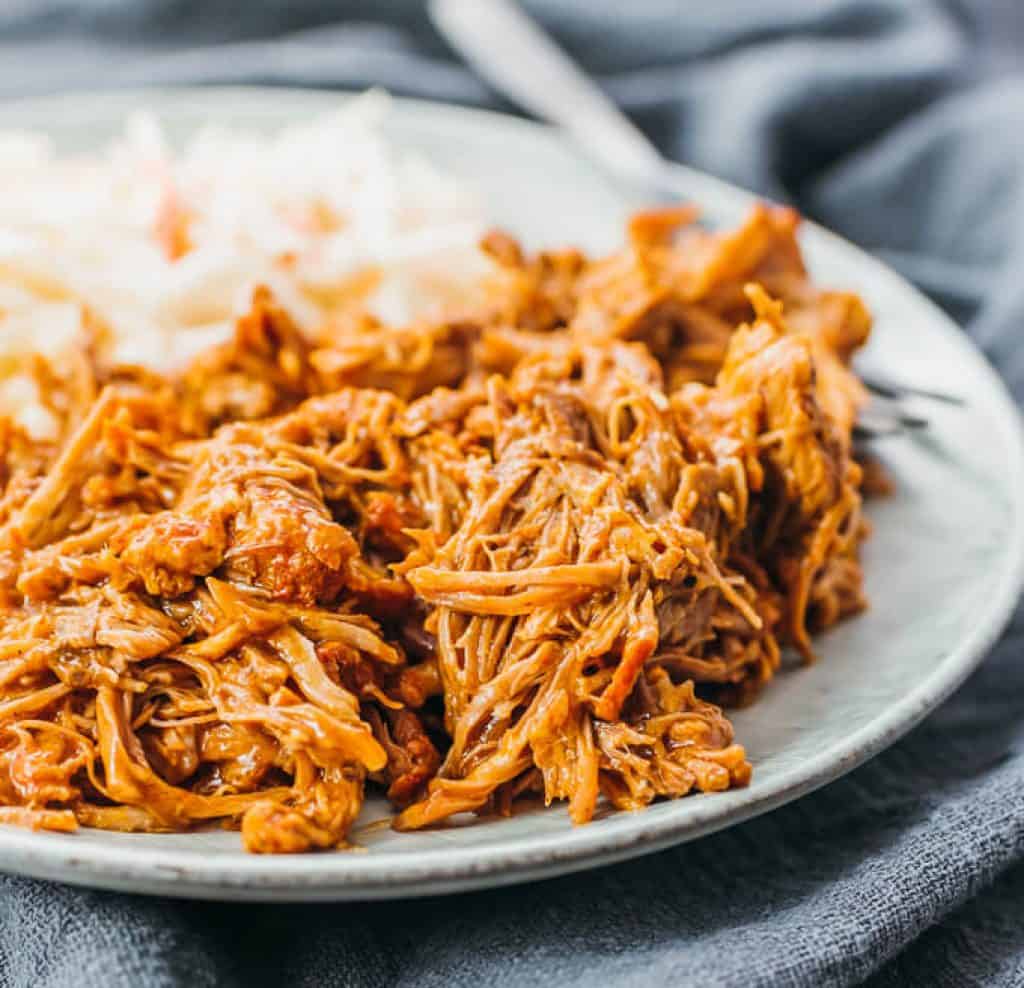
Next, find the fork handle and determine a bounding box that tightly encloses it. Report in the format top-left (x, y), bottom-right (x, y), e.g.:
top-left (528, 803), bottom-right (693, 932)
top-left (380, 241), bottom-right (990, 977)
top-left (430, 0), bottom-right (667, 187)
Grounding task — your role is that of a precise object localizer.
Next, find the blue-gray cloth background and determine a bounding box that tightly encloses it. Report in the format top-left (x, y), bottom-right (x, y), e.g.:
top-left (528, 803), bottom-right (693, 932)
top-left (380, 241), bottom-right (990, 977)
top-left (1, 2), bottom-right (1023, 986)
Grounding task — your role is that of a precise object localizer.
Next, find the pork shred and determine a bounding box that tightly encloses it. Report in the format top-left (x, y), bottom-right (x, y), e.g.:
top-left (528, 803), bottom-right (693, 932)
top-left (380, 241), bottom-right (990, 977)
top-left (0, 205), bottom-right (869, 850)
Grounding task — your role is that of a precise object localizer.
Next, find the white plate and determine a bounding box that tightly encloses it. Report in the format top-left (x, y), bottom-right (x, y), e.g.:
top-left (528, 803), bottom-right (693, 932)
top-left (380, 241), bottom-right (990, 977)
top-left (0, 87), bottom-right (1022, 902)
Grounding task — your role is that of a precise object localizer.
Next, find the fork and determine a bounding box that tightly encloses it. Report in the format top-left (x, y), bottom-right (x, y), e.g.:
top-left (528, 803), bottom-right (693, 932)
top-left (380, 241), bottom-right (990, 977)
top-left (429, 0), bottom-right (963, 437)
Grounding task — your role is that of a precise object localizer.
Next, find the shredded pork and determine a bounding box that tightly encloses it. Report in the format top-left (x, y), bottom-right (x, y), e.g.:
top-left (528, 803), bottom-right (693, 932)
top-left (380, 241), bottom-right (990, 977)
top-left (0, 205), bottom-right (869, 851)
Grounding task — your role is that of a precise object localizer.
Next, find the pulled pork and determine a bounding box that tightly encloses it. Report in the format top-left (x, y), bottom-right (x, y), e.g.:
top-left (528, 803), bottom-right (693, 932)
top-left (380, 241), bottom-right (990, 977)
top-left (0, 206), bottom-right (869, 851)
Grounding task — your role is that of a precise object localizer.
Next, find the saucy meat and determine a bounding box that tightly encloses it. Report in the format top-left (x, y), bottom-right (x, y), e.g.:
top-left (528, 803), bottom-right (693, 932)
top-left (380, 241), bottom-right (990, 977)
top-left (0, 206), bottom-right (869, 851)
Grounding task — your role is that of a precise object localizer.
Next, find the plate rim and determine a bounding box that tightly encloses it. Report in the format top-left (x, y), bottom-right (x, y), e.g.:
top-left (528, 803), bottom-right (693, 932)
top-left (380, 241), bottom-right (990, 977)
top-left (0, 84), bottom-right (1022, 901)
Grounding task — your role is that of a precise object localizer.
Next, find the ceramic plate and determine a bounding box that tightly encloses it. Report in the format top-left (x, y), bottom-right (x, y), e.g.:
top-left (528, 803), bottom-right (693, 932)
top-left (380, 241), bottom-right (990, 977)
top-left (0, 87), bottom-right (1021, 901)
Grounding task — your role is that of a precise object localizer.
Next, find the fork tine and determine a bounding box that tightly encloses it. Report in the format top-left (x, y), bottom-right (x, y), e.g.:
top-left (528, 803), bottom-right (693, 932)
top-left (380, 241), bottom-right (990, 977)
top-left (855, 404), bottom-right (929, 440)
top-left (854, 423), bottom-right (899, 440)
top-left (854, 420), bottom-right (917, 440)
top-left (862, 393), bottom-right (929, 429)
top-left (860, 372), bottom-right (965, 407)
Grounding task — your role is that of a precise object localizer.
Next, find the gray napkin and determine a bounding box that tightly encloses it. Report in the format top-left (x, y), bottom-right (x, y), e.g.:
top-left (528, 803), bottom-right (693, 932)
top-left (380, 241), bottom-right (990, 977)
top-left (1, 2), bottom-right (1024, 986)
